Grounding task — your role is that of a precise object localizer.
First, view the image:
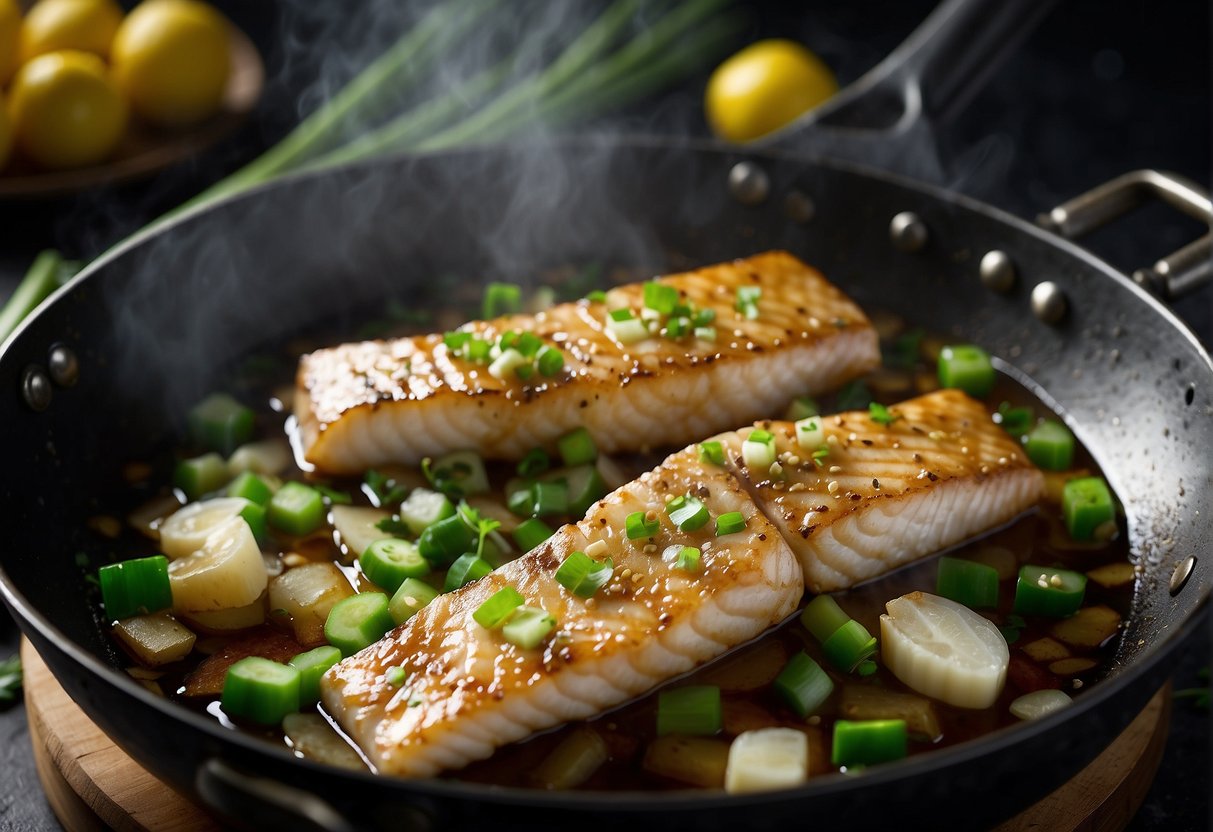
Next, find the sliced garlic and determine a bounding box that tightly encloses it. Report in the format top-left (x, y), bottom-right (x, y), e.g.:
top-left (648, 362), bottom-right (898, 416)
top-left (330, 505), bottom-right (390, 558)
top-left (159, 498), bottom-right (252, 560)
top-left (169, 517), bottom-right (268, 614)
top-left (1010, 689), bottom-right (1073, 721)
top-left (880, 591), bottom-right (1008, 709)
top-left (724, 728), bottom-right (808, 794)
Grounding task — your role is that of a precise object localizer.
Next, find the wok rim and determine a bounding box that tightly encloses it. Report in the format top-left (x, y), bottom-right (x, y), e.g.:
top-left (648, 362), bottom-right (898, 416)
top-left (2, 134), bottom-right (1210, 811)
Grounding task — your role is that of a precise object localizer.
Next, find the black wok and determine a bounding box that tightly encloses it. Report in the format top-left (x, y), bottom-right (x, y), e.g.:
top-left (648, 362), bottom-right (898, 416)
top-left (1, 2), bottom-right (1211, 831)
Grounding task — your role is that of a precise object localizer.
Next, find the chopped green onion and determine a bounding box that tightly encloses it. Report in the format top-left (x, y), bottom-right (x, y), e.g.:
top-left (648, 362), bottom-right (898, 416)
top-left (385, 666), bottom-right (407, 687)
top-left (489, 348), bottom-right (528, 381)
top-left (530, 481), bottom-right (570, 517)
top-left (643, 281), bottom-right (679, 315)
top-left (443, 331), bottom-right (472, 351)
top-left (554, 550), bottom-right (614, 598)
top-left (515, 364), bottom-right (535, 381)
top-left (537, 345), bottom-right (565, 377)
top-left (221, 657), bottom-right (301, 725)
top-left (1026, 420), bottom-right (1075, 471)
top-left (1062, 476), bottom-right (1115, 541)
top-left (857, 659), bottom-right (878, 677)
top-left (360, 538), bottom-right (429, 593)
top-left (800, 595), bottom-right (851, 643)
top-left (609, 308), bottom-right (633, 322)
top-left (515, 331), bottom-right (543, 358)
top-left (665, 317), bottom-right (689, 338)
top-left (418, 514), bottom-right (475, 567)
top-left (507, 486), bottom-right (536, 517)
top-left (774, 652), bottom-right (834, 718)
top-left (324, 592), bottom-right (395, 657)
top-left (98, 556), bottom-right (171, 621)
top-left (785, 395), bottom-right (819, 421)
top-left (397, 488), bottom-right (455, 536)
top-left (502, 606), bottom-right (557, 649)
top-left (831, 719), bottom-right (907, 767)
top-left (692, 308), bottom-right (716, 327)
top-left (995, 402), bottom-right (1034, 437)
top-left (694, 326), bottom-right (717, 342)
top-left (549, 464), bottom-right (607, 517)
top-left (467, 337), bottom-right (492, 362)
top-left (268, 482), bottom-right (325, 536)
top-left (742, 429), bottom-right (776, 471)
top-left (288, 646), bottom-right (342, 705)
top-left (474, 586), bottom-right (525, 629)
top-left (444, 553), bottom-right (494, 592)
top-left (388, 577), bottom-right (439, 625)
top-left (226, 471), bottom-right (272, 505)
top-left (240, 502), bottom-right (268, 542)
top-left (173, 453), bottom-right (229, 500)
top-left (811, 446), bottom-right (830, 467)
top-left (794, 416), bottom-right (824, 451)
top-left (735, 285), bottom-right (761, 319)
top-left (674, 545), bottom-right (701, 573)
top-left (936, 557), bottom-right (999, 609)
top-left (656, 686), bottom-right (721, 736)
top-left (513, 518), bottom-right (556, 551)
top-left (822, 619), bottom-right (879, 672)
top-left (314, 485), bottom-right (352, 505)
top-left (483, 282), bottom-right (522, 318)
top-left (585, 290), bottom-right (607, 303)
top-left (557, 427), bottom-right (597, 466)
top-left (1013, 565), bottom-right (1087, 617)
top-left (715, 511), bottom-right (747, 536)
top-left (426, 450), bottom-right (490, 497)
top-left (606, 310), bottom-right (648, 344)
top-left (625, 511), bottom-right (660, 540)
top-left (937, 345), bottom-right (995, 398)
top-left (868, 402), bottom-right (901, 426)
top-left (498, 331), bottom-right (520, 352)
top-left (666, 495), bottom-right (710, 532)
top-left (698, 440), bottom-right (725, 466)
top-left (188, 393), bottom-right (254, 456)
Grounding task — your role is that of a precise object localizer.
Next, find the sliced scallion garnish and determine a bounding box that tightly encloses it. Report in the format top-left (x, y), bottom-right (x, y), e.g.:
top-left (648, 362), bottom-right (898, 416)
top-left (936, 557), bottom-right (999, 609)
top-left (822, 619), bottom-right (878, 673)
top-left (774, 652), bottom-right (833, 718)
top-left (482, 283), bottom-right (522, 318)
top-left (674, 545), bottom-right (701, 573)
top-left (937, 344), bottom-right (995, 398)
top-left (698, 440), bottom-right (725, 466)
top-left (625, 510), bottom-right (660, 540)
top-left (784, 395), bottom-right (819, 421)
top-left (502, 606), bottom-right (557, 649)
top-left (656, 686), bottom-right (721, 736)
top-left (742, 429), bottom-right (776, 471)
top-left (268, 481), bottom-right (325, 535)
top-left (643, 281), bottom-right (679, 315)
top-left (221, 657), bottom-right (301, 725)
top-left (666, 495), bottom-right (709, 532)
top-left (536, 345), bottom-right (565, 377)
top-left (512, 518), bottom-right (555, 551)
top-left (473, 586), bottom-right (525, 629)
top-left (715, 511), bottom-right (746, 536)
top-left (832, 719), bottom-right (907, 767)
top-left (444, 553), bottom-right (493, 592)
top-left (98, 556), bottom-right (172, 621)
top-left (794, 416), bottom-right (824, 451)
top-left (554, 550), bottom-right (614, 598)
top-left (557, 427), bottom-right (597, 466)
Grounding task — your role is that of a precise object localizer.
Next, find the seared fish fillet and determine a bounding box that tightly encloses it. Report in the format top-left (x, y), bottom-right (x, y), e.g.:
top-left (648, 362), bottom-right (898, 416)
top-left (715, 389), bottom-right (1045, 593)
top-left (297, 251), bottom-right (878, 474)
top-left (322, 445), bottom-right (803, 776)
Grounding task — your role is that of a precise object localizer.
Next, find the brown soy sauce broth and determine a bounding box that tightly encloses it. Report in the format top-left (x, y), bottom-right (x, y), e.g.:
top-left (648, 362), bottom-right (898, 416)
top-left (111, 294), bottom-right (1134, 790)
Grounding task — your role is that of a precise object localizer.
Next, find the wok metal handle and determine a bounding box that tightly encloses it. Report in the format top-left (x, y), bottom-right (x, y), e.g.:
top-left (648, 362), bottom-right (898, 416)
top-left (196, 758), bottom-right (359, 832)
top-left (1037, 170), bottom-right (1213, 300)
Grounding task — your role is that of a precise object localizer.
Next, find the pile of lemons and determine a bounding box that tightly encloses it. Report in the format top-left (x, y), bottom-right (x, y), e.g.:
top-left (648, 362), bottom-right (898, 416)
top-left (0, 0), bottom-right (231, 172)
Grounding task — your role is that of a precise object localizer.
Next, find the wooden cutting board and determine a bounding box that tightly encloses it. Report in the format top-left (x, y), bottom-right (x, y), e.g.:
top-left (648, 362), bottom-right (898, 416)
top-left (21, 639), bottom-right (1172, 832)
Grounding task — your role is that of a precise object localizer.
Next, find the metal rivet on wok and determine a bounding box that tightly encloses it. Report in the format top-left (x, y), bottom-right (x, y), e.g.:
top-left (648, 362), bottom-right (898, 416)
top-left (1169, 555), bottom-right (1196, 597)
top-left (22, 365), bottom-right (52, 412)
top-left (727, 161), bottom-right (770, 206)
top-left (784, 190), bottom-right (815, 224)
top-left (979, 250), bottom-right (1016, 293)
top-left (1030, 281), bottom-right (1068, 324)
top-left (47, 343), bottom-right (79, 388)
top-left (889, 212), bottom-right (928, 253)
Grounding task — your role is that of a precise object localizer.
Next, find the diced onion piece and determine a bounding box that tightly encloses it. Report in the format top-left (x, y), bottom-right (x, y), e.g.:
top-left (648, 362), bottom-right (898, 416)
top-left (1010, 689), bottom-right (1073, 721)
top-left (531, 728), bottom-right (609, 790)
top-left (112, 612), bottom-right (196, 666)
top-left (268, 563), bottom-right (355, 646)
top-left (794, 416), bottom-right (824, 451)
top-left (181, 593), bottom-right (267, 634)
top-left (227, 439), bottom-right (292, 477)
top-left (742, 429), bottom-right (776, 471)
top-left (643, 736), bottom-right (730, 788)
top-left (169, 518), bottom-right (268, 614)
top-left (606, 311), bottom-right (648, 344)
top-left (330, 505), bottom-right (391, 558)
top-left (724, 728), bottom-right (808, 794)
top-left (488, 348), bottom-right (528, 380)
top-left (159, 498), bottom-right (252, 560)
top-left (282, 713), bottom-right (367, 771)
top-left (880, 591), bottom-right (1009, 709)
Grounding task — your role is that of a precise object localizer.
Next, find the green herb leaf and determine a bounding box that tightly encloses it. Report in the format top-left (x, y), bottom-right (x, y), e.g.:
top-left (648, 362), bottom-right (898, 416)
top-left (364, 469), bottom-right (408, 507)
top-left (458, 501), bottom-right (501, 558)
top-left (868, 402), bottom-right (901, 426)
top-left (996, 402), bottom-right (1034, 438)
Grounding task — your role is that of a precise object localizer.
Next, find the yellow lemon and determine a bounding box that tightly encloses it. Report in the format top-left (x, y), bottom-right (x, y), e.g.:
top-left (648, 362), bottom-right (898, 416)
top-left (0, 93), bottom-right (12, 172)
top-left (8, 50), bottom-right (128, 169)
top-left (0, 0), bottom-right (19, 84)
top-left (19, 0), bottom-right (124, 62)
top-left (111, 0), bottom-right (231, 127)
top-left (705, 39), bottom-right (839, 143)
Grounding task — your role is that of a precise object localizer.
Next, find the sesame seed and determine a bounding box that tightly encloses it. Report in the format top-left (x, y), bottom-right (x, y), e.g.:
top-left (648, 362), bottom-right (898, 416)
top-left (848, 432), bottom-right (858, 442)
top-left (827, 434), bottom-right (839, 445)
top-left (961, 446), bottom-right (970, 455)
top-left (620, 568), bottom-right (633, 580)
top-left (827, 481), bottom-right (840, 494)
top-left (1050, 574), bottom-right (1063, 587)
top-left (643, 543), bottom-right (657, 554)
top-left (788, 482), bottom-right (806, 492)
top-left (999, 457), bottom-right (1008, 465)
top-left (1037, 578), bottom-right (1048, 588)
top-left (585, 540), bottom-right (608, 559)
top-left (829, 465), bottom-right (842, 473)
top-left (928, 430), bottom-right (945, 441)
top-left (632, 573), bottom-right (643, 584)
top-left (833, 416), bottom-right (843, 426)
top-left (769, 461), bottom-right (784, 478)
top-left (892, 441), bottom-right (901, 449)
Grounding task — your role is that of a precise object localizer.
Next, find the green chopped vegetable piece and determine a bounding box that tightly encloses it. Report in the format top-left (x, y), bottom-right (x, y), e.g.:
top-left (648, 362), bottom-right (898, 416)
top-left (795, 416), bottom-right (824, 451)
top-left (515, 364), bottom-right (535, 381)
top-left (221, 657), bottom-right (301, 725)
top-left (937, 345), bottom-right (995, 398)
top-left (625, 510), bottom-right (660, 540)
top-left (666, 495), bottom-right (709, 532)
top-left (936, 557), bottom-right (1000, 609)
top-left (445, 553), bottom-right (493, 592)
top-left (643, 281), bottom-right (679, 315)
top-left (515, 331), bottom-right (543, 359)
top-left (98, 555), bottom-right (171, 621)
top-left (388, 578), bottom-right (439, 625)
top-left (537, 346), bottom-right (565, 377)
top-left (0, 654), bottom-right (20, 704)
top-left (239, 502), bottom-right (268, 542)
top-left (822, 619), bottom-right (878, 673)
top-left (227, 471), bottom-right (272, 505)
top-left (512, 518), bottom-right (555, 552)
top-left (1026, 420), bottom-right (1075, 471)
top-left (665, 317), bottom-right (689, 338)
top-left (742, 429), bottom-right (776, 470)
top-left (483, 282), bottom-right (522, 318)
top-left (530, 480), bottom-right (569, 517)
top-left (785, 395), bottom-right (819, 421)
top-left (555, 551), bottom-right (614, 598)
top-left (502, 606), bottom-right (557, 649)
top-left (1013, 565), bottom-right (1087, 617)
top-left (385, 666), bottom-right (407, 687)
top-left (467, 337), bottom-right (492, 362)
top-left (585, 290), bottom-right (607, 303)
top-left (868, 402), bottom-right (901, 426)
top-left (397, 488), bottom-right (455, 536)
top-left (715, 511), bottom-right (747, 536)
top-left (857, 659), bottom-right (878, 677)
top-left (692, 308), bottom-right (716, 327)
top-left (675, 545), bottom-right (701, 573)
top-left (188, 393), bottom-right (254, 456)
top-left (426, 450), bottom-right (490, 497)
top-left (418, 514), bottom-right (475, 567)
top-left (314, 485), bottom-right (352, 505)
top-left (774, 652), bottom-right (834, 718)
top-left (288, 646), bottom-right (341, 705)
top-left (1062, 476), bottom-right (1115, 541)
top-left (557, 427), bottom-right (597, 466)
top-left (656, 686), bottom-right (721, 736)
top-left (474, 587), bottom-right (525, 629)
top-left (443, 331), bottom-right (471, 351)
top-left (507, 486), bottom-right (536, 517)
top-left (832, 719), bottom-right (907, 767)
top-left (698, 441), bottom-right (725, 465)
top-left (543, 464), bottom-right (607, 517)
top-left (324, 593), bottom-right (394, 657)
top-left (694, 326), bottom-right (717, 341)
top-left (609, 308), bottom-right (634, 322)
top-left (735, 285), bottom-right (761, 317)
top-left (173, 453), bottom-right (229, 500)
top-left (801, 595), bottom-right (850, 643)
top-left (268, 481), bottom-right (325, 535)
top-left (996, 402), bottom-right (1034, 437)
top-left (360, 538), bottom-right (428, 593)
top-left (606, 311), bottom-right (648, 344)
